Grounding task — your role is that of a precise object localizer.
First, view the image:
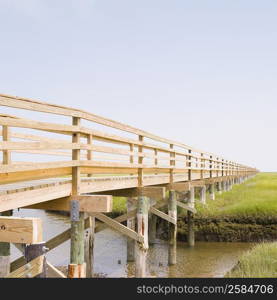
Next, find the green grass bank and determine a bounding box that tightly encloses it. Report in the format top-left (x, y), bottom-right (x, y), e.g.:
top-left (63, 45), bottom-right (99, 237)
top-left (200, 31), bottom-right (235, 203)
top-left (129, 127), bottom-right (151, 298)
top-left (177, 173), bottom-right (277, 242)
top-left (110, 173), bottom-right (277, 242)
top-left (226, 242), bottom-right (277, 277)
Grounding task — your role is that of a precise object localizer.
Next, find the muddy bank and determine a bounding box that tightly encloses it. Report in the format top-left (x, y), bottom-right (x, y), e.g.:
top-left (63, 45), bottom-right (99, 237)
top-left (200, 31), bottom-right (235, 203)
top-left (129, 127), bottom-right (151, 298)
top-left (47, 211), bottom-right (277, 243)
top-left (176, 216), bottom-right (277, 242)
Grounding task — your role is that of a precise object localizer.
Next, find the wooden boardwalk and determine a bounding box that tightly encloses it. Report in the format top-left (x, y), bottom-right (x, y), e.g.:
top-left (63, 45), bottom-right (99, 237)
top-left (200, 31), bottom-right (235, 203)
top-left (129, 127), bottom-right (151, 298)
top-left (0, 93), bottom-right (258, 278)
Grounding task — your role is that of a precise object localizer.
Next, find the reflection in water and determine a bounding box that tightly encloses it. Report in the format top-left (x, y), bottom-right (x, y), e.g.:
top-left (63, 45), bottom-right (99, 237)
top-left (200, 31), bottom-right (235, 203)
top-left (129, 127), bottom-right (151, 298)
top-left (11, 209), bottom-right (253, 277)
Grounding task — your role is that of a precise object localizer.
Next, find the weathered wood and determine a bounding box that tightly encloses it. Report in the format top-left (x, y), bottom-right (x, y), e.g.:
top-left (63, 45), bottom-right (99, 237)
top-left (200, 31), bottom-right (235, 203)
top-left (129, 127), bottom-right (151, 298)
top-left (0, 216), bottom-right (42, 244)
top-left (187, 187), bottom-right (195, 247)
top-left (127, 198), bottom-right (136, 262)
top-left (209, 183), bottom-right (215, 200)
top-left (68, 263), bottom-right (86, 278)
top-left (11, 218), bottom-right (91, 271)
top-left (6, 255), bottom-right (44, 278)
top-left (176, 200), bottom-right (197, 214)
top-left (70, 200), bottom-right (84, 264)
top-left (84, 215), bottom-right (94, 278)
top-left (168, 190), bottom-right (177, 265)
top-left (135, 196), bottom-right (149, 278)
top-left (199, 186), bottom-right (206, 205)
top-left (24, 242), bottom-right (46, 278)
top-left (150, 207), bottom-right (176, 225)
top-left (217, 181), bottom-right (222, 194)
top-left (69, 199), bottom-right (85, 279)
top-left (148, 213), bottom-right (157, 245)
top-left (92, 212), bottom-right (143, 243)
top-left (11, 199), bottom-right (168, 274)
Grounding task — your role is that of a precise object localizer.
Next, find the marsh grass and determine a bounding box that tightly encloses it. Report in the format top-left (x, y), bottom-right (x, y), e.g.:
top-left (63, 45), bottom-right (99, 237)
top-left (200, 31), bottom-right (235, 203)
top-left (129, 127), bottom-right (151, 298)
top-left (112, 197), bottom-right (126, 214)
top-left (112, 173), bottom-right (277, 217)
top-left (196, 173), bottom-right (277, 217)
top-left (226, 242), bottom-right (277, 277)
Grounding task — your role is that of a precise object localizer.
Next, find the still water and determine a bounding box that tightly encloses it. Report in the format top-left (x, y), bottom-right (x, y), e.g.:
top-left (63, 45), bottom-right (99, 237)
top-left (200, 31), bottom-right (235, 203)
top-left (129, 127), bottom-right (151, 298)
top-left (11, 209), bottom-right (253, 277)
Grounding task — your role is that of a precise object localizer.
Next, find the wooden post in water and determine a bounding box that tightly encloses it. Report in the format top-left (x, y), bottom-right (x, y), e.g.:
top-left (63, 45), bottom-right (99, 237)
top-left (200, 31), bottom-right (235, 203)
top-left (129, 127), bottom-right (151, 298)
top-left (209, 183), bottom-right (215, 200)
top-left (187, 187), bottom-right (195, 247)
top-left (135, 196), bottom-right (149, 278)
top-left (148, 213), bottom-right (157, 245)
top-left (69, 200), bottom-right (85, 278)
top-left (68, 116), bottom-right (86, 278)
top-left (127, 198), bottom-right (136, 261)
top-left (199, 186), bottom-right (206, 204)
top-left (84, 215), bottom-right (95, 278)
top-left (187, 149), bottom-right (195, 247)
top-left (168, 190), bottom-right (177, 265)
top-left (217, 181), bottom-right (222, 194)
top-left (222, 181), bottom-right (225, 190)
top-left (24, 242), bottom-right (47, 278)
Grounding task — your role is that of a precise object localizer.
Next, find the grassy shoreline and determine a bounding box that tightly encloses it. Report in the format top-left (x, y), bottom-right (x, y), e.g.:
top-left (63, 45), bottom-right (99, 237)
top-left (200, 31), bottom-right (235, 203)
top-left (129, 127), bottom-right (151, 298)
top-left (111, 173), bottom-right (277, 242)
top-left (226, 242), bottom-right (277, 278)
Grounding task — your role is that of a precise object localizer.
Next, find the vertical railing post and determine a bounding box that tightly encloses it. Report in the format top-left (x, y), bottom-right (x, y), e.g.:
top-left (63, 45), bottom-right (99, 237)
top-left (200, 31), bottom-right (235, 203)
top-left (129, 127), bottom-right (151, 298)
top-left (169, 144), bottom-right (175, 185)
top-left (2, 125), bottom-right (10, 165)
top-left (209, 155), bottom-right (215, 200)
top-left (138, 136), bottom-right (144, 187)
top-left (188, 149), bottom-right (192, 181)
top-left (87, 134), bottom-right (93, 177)
top-left (129, 143), bottom-right (135, 176)
top-left (68, 117), bottom-right (86, 278)
top-left (200, 153), bottom-right (204, 179)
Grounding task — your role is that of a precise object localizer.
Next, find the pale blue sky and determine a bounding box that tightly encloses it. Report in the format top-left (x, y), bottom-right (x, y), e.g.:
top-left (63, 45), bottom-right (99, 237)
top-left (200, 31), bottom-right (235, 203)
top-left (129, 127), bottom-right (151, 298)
top-left (0, 1), bottom-right (276, 171)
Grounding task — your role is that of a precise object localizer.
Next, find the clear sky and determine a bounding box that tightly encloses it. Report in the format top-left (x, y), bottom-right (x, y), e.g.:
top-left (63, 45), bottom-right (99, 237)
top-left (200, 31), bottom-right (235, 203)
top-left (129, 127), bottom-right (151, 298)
top-left (0, 1), bottom-right (276, 171)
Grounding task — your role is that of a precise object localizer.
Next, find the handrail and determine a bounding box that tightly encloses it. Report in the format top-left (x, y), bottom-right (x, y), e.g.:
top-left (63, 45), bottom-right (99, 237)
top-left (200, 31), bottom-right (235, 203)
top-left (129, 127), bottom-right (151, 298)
top-left (0, 93), bottom-right (258, 186)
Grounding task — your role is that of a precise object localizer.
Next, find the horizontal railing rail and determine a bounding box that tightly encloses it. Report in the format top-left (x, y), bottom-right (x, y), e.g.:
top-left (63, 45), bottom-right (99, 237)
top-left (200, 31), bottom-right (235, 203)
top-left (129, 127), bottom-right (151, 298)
top-left (0, 93), bottom-right (258, 186)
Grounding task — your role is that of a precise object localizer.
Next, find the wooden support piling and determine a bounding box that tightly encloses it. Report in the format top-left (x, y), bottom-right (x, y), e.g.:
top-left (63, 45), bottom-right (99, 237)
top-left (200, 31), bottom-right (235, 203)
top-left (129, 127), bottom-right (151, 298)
top-left (68, 116), bottom-right (86, 278)
top-left (187, 187), bottom-right (195, 247)
top-left (135, 196), bottom-right (149, 278)
top-left (148, 213), bottom-right (157, 245)
top-left (127, 198), bottom-right (136, 262)
top-left (209, 183), bottom-right (215, 200)
top-left (84, 215), bottom-right (94, 278)
top-left (217, 181), bottom-right (222, 194)
top-left (199, 186), bottom-right (206, 204)
top-left (168, 190), bottom-right (177, 265)
top-left (69, 200), bottom-right (86, 278)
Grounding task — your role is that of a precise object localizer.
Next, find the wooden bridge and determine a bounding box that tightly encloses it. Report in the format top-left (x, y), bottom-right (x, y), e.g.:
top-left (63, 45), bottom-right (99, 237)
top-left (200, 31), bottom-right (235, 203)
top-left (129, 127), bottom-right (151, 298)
top-left (0, 93), bottom-right (258, 278)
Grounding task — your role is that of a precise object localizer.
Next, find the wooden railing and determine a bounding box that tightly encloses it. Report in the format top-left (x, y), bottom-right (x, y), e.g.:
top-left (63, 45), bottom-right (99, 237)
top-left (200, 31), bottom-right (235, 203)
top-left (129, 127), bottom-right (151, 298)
top-left (0, 93), bottom-right (258, 186)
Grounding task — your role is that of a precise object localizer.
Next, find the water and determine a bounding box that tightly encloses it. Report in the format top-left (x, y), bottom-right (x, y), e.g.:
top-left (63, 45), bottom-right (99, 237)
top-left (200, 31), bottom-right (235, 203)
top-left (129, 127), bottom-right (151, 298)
top-left (11, 209), bottom-right (253, 277)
